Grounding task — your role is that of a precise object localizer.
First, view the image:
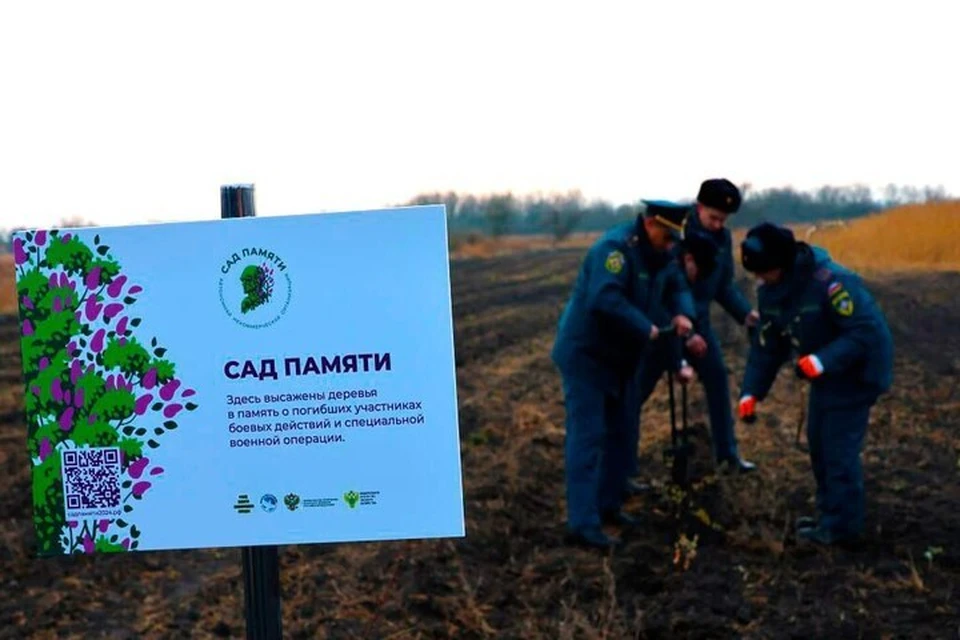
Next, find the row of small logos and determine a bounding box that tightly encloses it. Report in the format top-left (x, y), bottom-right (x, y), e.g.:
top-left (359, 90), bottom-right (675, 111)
top-left (233, 490), bottom-right (380, 514)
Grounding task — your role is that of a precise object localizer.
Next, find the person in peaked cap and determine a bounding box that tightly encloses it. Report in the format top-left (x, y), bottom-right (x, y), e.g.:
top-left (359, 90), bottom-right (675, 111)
top-left (674, 178), bottom-right (760, 474)
top-left (550, 199), bottom-right (696, 549)
top-left (737, 221), bottom-right (894, 546)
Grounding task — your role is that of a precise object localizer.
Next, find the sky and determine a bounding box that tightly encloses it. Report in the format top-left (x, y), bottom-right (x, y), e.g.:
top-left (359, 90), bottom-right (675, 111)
top-left (1, 1), bottom-right (957, 230)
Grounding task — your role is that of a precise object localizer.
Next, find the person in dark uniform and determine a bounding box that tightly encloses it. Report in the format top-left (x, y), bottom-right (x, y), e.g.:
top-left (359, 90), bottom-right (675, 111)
top-left (551, 200), bottom-right (695, 549)
top-left (680, 178), bottom-right (759, 473)
top-left (737, 222), bottom-right (894, 545)
top-left (624, 227), bottom-right (722, 491)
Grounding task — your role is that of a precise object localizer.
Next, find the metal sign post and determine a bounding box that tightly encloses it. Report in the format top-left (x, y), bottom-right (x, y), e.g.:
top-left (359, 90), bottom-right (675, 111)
top-left (220, 183), bottom-right (283, 640)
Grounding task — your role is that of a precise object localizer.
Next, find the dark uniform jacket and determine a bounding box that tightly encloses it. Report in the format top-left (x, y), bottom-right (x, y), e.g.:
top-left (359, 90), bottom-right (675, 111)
top-left (683, 210), bottom-right (753, 328)
top-left (741, 243), bottom-right (894, 409)
top-left (551, 217), bottom-right (696, 395)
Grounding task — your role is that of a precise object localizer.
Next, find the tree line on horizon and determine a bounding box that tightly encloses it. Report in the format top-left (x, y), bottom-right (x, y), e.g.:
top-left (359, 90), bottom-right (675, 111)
top-left (0, 182), bottom-right (953, 251)
top-left (401, 182), bottom-right (953, 241)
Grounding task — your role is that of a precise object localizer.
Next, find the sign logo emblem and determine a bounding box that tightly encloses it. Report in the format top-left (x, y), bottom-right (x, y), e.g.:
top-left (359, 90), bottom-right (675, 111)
top-left (233, 494), bottom-right (254, 514)
top-left (260, 494), bottom-right (278, 513)
top-left (284, 493), bottom-right (301, 511)
top-left (343, 490), bottom-right (360, 509)
top-left (219, 247), bottom-right (292, 328)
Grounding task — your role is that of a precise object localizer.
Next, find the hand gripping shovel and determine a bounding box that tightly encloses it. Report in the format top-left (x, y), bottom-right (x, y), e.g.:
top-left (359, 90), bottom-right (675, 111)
top-left (662, 368), bottom-right (694, 488)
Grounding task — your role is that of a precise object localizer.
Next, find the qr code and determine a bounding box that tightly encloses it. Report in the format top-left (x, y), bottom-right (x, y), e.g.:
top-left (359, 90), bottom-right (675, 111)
top-left (61, 447), bottom-right (122, 519)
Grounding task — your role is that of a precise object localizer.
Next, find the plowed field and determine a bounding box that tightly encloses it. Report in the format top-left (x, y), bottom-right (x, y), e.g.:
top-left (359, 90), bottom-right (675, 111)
top-left (1, 248), bottom-right (959, 638)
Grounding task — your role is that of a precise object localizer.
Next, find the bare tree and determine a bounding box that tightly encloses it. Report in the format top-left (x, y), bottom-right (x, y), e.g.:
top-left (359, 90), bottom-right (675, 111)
top-left (542, 189), bottom-right (585, 243)
top-left (485, 192), bottom-right (518, 238)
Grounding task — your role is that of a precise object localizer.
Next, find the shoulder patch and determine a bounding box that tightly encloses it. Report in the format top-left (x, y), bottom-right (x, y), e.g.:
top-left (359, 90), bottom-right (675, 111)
top-left (814, 267), bottom-right (833, 281)
top-left (827, 281), bottom-right (842, 297)
top-left (604, 250), bottom-right (625, 274)
top-left (831, 289), bottom-right (854, 316)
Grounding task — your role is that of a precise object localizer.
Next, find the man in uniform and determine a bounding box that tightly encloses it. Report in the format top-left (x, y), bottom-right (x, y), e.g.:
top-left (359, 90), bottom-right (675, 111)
top-left (737, 222), bottom-right (894, 545)
top-left (624, 227), bottom-right (723, 488)
top-left (680, 178), bottom-right (760, 473)
top-left (551, 200), bottom-right (696, 549)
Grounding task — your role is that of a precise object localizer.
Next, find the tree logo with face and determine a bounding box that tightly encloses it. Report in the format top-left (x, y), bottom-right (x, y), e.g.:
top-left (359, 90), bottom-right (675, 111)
top-left (218, 247), bottom-right (292, 329)
top-left (240, 264), bottom-right (274, 313)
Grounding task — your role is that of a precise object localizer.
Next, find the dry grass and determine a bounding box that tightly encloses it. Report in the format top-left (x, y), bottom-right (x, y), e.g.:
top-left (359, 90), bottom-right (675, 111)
top-left (803, 201), bottom-right (960, 272)
top-left (0, 254), bottom-right (14, 315)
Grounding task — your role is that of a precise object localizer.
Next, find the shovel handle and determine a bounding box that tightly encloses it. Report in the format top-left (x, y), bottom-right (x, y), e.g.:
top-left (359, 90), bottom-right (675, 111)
top-left (654, 323), bottom-right (677, 340)
top-left (681, 377), bottom-right (687, 434)
top-left (667, 369), bottom-right (676, 439)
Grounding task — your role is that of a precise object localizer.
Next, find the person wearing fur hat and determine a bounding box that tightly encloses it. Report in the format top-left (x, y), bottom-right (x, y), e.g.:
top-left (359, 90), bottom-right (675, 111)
top-left (624, 227), bottom-right (725, 492)
top-left (677, 178), bottom-right (759, 474)
top-left (737, 221), bottom-right (894, 545)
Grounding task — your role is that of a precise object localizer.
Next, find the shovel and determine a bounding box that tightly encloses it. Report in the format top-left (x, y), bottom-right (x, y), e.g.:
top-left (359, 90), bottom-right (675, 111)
top-left (662, 367), bottom-right (695, 488)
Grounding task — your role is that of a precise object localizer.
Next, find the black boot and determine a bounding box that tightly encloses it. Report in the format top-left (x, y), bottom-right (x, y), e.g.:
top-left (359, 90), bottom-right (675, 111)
top-left (601, 509), bottom-right (642, 527)
top-left (623, 478), bottom-right (652, 497)
top-left (718, 456), bottom-right (756, 473)
top-left (564, 526), bottom-right (621, 549)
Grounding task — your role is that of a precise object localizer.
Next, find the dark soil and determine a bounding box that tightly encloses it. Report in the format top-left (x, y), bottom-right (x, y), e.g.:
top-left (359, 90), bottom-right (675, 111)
top-left (1, 252), bottom-right (959, 638)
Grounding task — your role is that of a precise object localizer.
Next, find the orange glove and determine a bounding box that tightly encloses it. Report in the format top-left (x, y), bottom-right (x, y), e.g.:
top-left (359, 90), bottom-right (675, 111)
top-left (796, 354), bottom-right (824, 379)
top-left (738, 395), bottom-right (756, 423)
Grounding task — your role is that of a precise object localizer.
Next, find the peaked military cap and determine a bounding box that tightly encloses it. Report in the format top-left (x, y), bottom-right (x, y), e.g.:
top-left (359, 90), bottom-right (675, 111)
top-left (697, 178), bottom-right (742, 214)
top-left (642, 199), bottom-right (690, 239)
top-left (741, 222), bottom-right (797, 273)
top-left (681, 228), bottom-right (719, 278)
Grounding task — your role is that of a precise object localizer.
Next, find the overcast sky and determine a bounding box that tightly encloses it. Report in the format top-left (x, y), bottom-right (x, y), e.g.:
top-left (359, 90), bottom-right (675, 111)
top-left (1, 1), bottom-right (956, 229)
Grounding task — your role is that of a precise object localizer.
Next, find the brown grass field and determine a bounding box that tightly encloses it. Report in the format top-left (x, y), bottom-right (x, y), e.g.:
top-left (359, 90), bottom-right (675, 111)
top-left (1, 203), bottom-right (959, 637)
top-left (0, 254), bottom-right (13, 315)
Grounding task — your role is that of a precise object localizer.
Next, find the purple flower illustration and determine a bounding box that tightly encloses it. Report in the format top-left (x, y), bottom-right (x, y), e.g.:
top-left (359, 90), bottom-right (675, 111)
top-left (91, 328), bottom-right (106, 353)
top-left (142, 368), bottom-right (157, 389)
top-left (128, 456), bottom-right (150, 479)
top-left (163, 403), bottom-right (183, 419)
top-left (159, 379), bottom-right (180, 401)
top-left (107, 275), bottom-right (127, 298)
top-left (85, 266), bottom-right (102, 290)
top-left (69, 359), bottom-right (82, 384)
top-left (84, 296), bottom-right (102, 322)
top-left (131, 481), bottom-right (151, 498)
top-left (135, 393), bottom-right (152, 415)
top-left (58, 407), bottom-right (75, 431)
top-left (14, 237), bottom-right (28, 265)
top-left (103, 303), bottom-right (123, 321)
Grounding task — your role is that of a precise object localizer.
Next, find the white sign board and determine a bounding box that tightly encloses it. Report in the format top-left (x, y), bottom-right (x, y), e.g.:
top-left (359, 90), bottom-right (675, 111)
top-left (12, 205), bottom-right (464, 555)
